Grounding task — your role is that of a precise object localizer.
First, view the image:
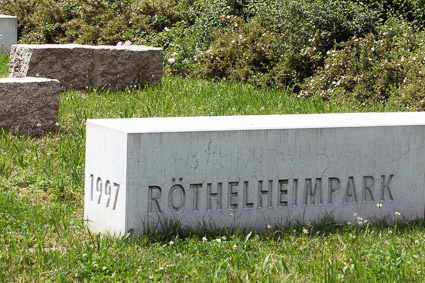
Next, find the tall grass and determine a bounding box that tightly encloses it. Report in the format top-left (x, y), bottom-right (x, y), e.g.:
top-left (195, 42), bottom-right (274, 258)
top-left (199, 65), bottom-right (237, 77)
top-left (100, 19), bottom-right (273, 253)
top-left (0, 53), bottom-right (8, 77)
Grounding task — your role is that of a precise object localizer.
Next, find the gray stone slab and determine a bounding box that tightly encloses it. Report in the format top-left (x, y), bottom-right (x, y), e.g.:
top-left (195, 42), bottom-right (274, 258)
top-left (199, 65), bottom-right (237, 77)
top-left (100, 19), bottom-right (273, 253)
top-left (0, 77), bottom-right (60, 135)
top-left (84, 112), bottom-right (425, 236)
top-left (9, 44), bottom-right (163, 90)
top-left (0, 15), bottom-right (17, 54)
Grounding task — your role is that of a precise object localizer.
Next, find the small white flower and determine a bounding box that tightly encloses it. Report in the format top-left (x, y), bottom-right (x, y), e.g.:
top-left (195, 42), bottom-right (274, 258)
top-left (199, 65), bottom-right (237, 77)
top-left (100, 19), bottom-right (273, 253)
top-left (232, 244), bottom-right (238, 250)
top-left (164, 27), bottom-right (170, 32)
top-left (202, 237), bottom-right (207, 243)
top-left (353, 212), bottom-right (358, 217)
top-left (267, 224), bottom-right (272, 230)
top-left (377, 203), bottom-right (382, 209)
top-left (169, 240), bottom-right (174, 246)
top-left (303, 228), bottom-right (309, 234)
top-left (168, 58), bottom-right (176, 64)
top-left (395, 211), bottom-right (401, 217)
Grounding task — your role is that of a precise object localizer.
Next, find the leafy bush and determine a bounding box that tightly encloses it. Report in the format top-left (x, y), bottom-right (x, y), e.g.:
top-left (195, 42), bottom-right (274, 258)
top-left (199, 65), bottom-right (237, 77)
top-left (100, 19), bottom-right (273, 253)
top-left (132, 0), bottom-right (194, 33)
top-left (135, 0), bottom-right (239, 76)
top-left (60, 0), bottom-right (148, 45)
top-left (360, 0), bottom-right (425, 29)
top-left (0, 0), bottom-right (149, 44)
top-left (192, 0), bottom-right (378, 88)
top-left (301, 18), bottom-right (425, 110)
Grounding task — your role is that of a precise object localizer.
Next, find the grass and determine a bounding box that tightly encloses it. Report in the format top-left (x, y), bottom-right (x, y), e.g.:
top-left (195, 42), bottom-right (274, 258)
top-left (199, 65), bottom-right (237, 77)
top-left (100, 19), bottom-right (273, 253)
top-left (0, 53), bottom-right (9, 77)
top-left (1, 55), bottom-right (425, 281)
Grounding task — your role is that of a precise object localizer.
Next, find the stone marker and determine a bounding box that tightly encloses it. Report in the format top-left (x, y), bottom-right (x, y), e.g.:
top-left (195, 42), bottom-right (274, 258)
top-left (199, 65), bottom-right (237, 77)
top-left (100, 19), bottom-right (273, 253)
top-left (0, 77), bottom-right (60, 135)
top-left (0, 15), bottom-right (17, 54)
top-left (84, 112), bottom-right (425, 235)
top-left (9, 44), bottom-right (163, 90)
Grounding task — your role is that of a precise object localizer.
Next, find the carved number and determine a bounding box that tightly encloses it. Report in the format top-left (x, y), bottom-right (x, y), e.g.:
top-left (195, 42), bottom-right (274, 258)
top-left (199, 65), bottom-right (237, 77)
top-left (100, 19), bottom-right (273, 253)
top-left (113, 183), bottom-right (120, 210)
top-left (90, 174), bottom-right (120, 210)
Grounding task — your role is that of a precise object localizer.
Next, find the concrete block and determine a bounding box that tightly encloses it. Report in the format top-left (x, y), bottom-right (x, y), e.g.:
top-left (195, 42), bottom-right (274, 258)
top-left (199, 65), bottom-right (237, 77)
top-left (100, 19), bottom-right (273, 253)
top-left (84, 112), bottom-right (425, 235)
top-left (0, 77), bottom-right (60, 135)
top-left (0, 15), bottom-right (17, 54)
top-left (9, 44), bottom-right (163, 90)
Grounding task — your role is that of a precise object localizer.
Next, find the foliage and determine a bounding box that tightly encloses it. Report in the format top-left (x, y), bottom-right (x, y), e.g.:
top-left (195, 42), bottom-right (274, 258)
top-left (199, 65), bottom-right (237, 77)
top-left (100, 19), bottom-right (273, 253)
top-left (135, 0), bottom-right (194, 32)
top-left (4, 0), bottom-right (425, 103)
top-left (360, 0), bottom-right (425, 29)
top-left (60, 0), bottom-right (148, 45)
top-left (301, 18), bottom-right (425, 110)
top-left (0, 0), bottom-right (148, 45)
top-left (192, 0), bottom-right (378, 89)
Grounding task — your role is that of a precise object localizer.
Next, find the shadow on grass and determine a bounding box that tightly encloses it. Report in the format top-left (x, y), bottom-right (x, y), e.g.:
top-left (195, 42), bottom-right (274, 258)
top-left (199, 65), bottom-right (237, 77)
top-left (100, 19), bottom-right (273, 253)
top-left (129, 214), bottom-right (425, 244)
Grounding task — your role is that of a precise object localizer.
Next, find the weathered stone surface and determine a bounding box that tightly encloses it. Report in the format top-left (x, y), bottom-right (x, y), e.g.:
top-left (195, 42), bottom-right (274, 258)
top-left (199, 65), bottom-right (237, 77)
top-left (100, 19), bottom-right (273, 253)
top-left (85, 112), bottom-right (425, 236)
top-left (0, 77), bottom-right (60, 135)
top-left (0, 15), bottom-right (17, 54)
top-left (9, 44), bottom-right (163, 90)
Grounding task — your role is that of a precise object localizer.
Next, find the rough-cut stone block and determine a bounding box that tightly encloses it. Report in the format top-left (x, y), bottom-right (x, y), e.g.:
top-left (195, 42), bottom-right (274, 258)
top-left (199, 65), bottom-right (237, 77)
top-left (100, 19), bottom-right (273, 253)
top-left (0, 15), bottom-right (17, 54)
top-left (0, 77), bottom-right (60, 135)
top-left (84, 112), bottom-right (425, 236)
top-left (9, 44), bottom-right (163, 90)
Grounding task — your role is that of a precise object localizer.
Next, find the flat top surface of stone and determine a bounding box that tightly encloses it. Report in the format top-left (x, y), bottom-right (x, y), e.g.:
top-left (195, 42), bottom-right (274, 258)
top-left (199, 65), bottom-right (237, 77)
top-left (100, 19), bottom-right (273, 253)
top-left (14, 44), bottom-right (161, 51)
top-left (0, 77), bottom-right (59, 83)
top-left (88, 112), bottom-right (425, 133)
top-left (0, 15), bottom-right (17, 19)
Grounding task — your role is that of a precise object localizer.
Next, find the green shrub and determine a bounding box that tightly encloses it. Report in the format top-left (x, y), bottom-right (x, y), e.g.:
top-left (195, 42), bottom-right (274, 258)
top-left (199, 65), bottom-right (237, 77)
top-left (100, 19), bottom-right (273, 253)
top-left (361, 0), bottom-right (425, 29)
top-left (135, 0), bottom-right (238, 76)
top-left (60, 0), bottom-right (148, 45)
top-left (135, 0), bottom-right (194, 32)
top-left (192, 0), bottom-right (378, 88)
top-left (301, 18), bottom-right (425, 110)
top-left (0, 0), bottom-right (149, 45)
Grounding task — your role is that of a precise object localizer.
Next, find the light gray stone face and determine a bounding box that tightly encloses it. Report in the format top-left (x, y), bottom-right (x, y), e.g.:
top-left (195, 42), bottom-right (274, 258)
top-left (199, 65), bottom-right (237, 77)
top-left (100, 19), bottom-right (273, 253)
top-left (84, 113), bottom-right (425, 236)
top-left (0, 77), bottom-right (60, 135)
top-left (0, 15), bottom-right (17, 54)
top-left (9, 44), bottom-right (163, 90)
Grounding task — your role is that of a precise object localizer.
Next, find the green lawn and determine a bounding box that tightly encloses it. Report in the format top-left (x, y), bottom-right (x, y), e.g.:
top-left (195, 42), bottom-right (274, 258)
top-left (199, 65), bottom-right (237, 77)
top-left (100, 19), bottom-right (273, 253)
top-left (1, 56), bottom-right (425, 281)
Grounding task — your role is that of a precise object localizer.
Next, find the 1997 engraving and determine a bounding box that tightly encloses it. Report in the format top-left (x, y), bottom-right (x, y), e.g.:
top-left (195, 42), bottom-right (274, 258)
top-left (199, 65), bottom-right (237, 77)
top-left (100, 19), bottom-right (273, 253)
top-left (90, 174), bottom-right (120, 210)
